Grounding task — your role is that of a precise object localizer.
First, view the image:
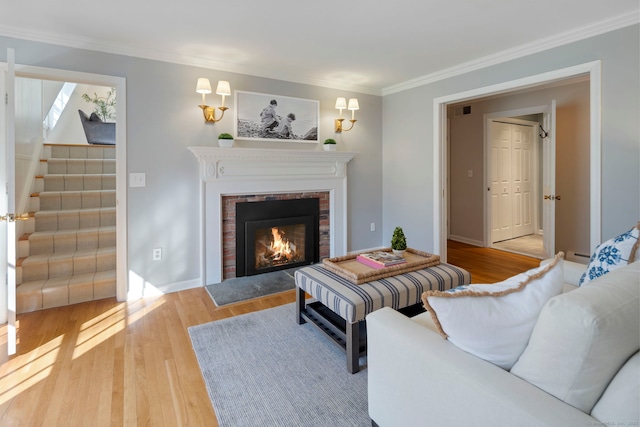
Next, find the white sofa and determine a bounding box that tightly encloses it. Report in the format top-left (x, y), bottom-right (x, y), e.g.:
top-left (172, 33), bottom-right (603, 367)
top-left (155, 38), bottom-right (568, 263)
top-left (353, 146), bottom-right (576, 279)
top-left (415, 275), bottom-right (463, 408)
top-left (366, 259), bottom-right (639, 427)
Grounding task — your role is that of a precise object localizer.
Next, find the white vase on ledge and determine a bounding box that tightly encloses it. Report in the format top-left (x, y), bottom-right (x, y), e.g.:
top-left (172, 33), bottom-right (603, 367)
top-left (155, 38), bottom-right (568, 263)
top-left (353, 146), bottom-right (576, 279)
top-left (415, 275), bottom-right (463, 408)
top-left (218, 138), bottom-right (234, 147)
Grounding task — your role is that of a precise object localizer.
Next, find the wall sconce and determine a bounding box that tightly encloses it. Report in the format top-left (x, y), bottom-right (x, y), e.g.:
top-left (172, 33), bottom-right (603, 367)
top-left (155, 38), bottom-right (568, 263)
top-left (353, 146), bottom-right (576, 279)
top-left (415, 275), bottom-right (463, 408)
top-left (196, 78), bottom-right (231, 123)
top-left (335, 97), bottom-right (359, 132)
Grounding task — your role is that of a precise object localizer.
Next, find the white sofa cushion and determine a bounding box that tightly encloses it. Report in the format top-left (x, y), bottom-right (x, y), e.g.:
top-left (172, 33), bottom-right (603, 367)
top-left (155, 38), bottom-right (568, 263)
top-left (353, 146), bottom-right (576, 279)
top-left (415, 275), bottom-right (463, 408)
top-left (511, 262), bottom-right (640, 413)
top-left (421, 253), bottom-right (565, 370)
top-left (590, 352), bottom-right (640, 424)
top-left (580, 222), bottom-right (639, 286)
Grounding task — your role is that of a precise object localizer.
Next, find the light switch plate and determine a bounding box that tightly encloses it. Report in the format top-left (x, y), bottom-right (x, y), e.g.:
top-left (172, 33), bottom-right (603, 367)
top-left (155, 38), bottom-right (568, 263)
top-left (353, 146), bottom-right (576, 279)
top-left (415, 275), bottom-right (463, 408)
top-left (130, 173), bottom-right (146, 187)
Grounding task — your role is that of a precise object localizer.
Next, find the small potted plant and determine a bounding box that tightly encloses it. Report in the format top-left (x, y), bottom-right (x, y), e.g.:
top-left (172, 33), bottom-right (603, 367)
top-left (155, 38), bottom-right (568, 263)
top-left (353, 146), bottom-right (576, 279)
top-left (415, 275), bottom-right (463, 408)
top-left (218, 133), bottom-right (234, 147)
top-left (391, 226), bottom-right (407, 257)
top-left (323, 138), bottom-right (337, 151)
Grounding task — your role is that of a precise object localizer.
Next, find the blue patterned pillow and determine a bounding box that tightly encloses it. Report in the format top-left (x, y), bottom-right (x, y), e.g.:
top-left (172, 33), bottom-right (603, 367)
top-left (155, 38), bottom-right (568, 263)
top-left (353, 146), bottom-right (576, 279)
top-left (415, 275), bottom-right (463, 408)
top-left (579, 223), bottom-right (640, 286)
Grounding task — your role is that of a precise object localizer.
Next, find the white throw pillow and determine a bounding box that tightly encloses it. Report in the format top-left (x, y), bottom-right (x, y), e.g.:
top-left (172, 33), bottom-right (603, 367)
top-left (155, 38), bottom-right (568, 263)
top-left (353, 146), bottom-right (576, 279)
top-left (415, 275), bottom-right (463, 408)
top-left (510, 262), bottom-right (640, 413)
top-left (421, 253), bottom-right (565, 370)
top-left (579, 222), bottom-right (640, 286)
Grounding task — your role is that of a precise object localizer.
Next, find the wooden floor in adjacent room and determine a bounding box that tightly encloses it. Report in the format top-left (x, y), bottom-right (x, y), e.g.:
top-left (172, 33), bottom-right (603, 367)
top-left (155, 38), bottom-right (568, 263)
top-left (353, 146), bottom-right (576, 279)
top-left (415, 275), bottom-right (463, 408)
top-left (0, 241), bottom-right (540, 426)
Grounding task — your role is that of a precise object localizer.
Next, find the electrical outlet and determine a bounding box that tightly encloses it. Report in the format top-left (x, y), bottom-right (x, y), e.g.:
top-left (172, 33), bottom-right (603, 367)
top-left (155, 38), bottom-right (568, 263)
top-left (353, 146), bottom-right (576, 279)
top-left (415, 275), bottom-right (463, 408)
top-left (153, 248), bottom-right (162, 261)
top-left (370, 222), bottom-right (376, 232)
top-left (467, 169), bottom-right (473, 178)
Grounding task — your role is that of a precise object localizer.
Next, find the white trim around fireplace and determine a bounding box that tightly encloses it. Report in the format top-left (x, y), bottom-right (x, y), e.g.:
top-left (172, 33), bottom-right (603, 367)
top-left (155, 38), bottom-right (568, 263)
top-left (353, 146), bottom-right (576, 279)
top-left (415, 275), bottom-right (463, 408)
top-left (188, 147), bottom-right (355, 284)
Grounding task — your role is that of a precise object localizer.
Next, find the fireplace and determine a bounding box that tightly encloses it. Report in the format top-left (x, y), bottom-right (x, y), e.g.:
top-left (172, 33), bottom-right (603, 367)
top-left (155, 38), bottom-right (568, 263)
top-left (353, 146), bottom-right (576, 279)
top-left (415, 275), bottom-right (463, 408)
top-left (188, 146), bottom-right (354, 284)
top-left (236, 198), bottom-right (319, 277)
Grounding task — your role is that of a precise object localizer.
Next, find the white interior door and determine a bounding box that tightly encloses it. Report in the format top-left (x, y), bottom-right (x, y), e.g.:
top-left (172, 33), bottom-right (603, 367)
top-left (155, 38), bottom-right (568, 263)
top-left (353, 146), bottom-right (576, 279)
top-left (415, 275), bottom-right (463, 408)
top-left (490, 120), bottom-right (535, 244)
top-left (490, 121), bottom-right (513, 242)
top-left (1, 48), bottom-right (17, 356)
top-left (542, 100), bottom-right (557, 258)
top-left (511, 124), bottom-right (534, 238)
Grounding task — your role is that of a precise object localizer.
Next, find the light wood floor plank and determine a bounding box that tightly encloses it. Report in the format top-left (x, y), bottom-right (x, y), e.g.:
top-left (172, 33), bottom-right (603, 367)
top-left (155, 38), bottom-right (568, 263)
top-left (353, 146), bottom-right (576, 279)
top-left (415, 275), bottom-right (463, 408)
top-left (0, 241), bottom-right (538, 425)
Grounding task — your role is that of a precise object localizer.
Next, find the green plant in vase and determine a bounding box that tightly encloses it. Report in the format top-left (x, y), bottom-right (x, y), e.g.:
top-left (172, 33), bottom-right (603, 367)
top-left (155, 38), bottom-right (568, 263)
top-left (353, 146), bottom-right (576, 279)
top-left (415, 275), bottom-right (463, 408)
top-left (323, 138), bottom-right (337, 151)
top-left (218, 133), bottom-right (235, 147)
top-left (391, 226), bottom-right (407, 256)
top-left (81, 87), bottom-right (116, 122)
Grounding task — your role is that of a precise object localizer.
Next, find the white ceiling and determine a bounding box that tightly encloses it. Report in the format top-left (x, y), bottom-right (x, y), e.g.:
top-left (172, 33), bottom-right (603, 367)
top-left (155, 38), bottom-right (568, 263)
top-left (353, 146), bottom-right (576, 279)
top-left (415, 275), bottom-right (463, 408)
top-left (1, 1), bottom-right (638, 95)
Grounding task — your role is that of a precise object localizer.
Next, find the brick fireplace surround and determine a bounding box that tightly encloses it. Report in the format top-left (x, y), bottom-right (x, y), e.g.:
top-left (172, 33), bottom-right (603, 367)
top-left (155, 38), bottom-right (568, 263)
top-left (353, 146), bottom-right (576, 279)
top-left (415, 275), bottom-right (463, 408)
top-left (189, 147), bottom-right (355, 285)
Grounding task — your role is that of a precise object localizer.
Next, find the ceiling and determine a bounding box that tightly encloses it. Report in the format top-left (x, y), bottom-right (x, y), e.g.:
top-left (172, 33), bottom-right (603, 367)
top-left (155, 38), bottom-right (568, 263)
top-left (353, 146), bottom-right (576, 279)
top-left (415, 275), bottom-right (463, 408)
top-left (1, 1), bottom-right (638, 95)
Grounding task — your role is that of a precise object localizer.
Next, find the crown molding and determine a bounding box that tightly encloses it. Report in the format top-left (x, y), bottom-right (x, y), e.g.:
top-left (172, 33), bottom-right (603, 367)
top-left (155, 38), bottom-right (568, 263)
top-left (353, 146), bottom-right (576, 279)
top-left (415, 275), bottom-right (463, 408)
top-left (0, 25), bottom-right (382, 95)
top-left (382, 11), bottom-right (639, 96)
top-left (1, 10), bottom-right (637, 97)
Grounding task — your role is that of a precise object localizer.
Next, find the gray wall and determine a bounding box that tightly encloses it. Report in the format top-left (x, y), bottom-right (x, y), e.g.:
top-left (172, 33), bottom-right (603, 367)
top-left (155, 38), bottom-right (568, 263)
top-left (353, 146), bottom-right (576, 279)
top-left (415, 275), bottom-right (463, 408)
top-left (0, 37), bottom-right (383, 291)
top-left (447, 80), bottom-right (591, 255)
top-left (382, 25), bottom-right (639, 255)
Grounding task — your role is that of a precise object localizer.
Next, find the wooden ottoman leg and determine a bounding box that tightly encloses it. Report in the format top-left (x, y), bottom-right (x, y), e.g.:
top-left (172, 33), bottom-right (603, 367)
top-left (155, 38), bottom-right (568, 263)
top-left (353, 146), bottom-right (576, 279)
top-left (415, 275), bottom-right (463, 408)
top-left (296, 286), bottom-right (306, 325)
top-left (346, 321), bottom-right (360, 374)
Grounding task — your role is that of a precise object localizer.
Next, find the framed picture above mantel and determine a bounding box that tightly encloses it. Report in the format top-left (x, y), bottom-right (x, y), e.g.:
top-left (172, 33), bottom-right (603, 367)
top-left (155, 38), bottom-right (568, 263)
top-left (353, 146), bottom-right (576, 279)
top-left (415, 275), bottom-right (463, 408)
top-left (234, 91), bottom-right (319, 144)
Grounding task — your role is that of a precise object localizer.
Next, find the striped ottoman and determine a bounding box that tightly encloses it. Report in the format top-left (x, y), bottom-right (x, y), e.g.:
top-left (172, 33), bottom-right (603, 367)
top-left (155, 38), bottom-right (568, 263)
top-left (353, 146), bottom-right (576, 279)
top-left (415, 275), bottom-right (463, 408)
top-left (295, 263), bottom-right (471, 373)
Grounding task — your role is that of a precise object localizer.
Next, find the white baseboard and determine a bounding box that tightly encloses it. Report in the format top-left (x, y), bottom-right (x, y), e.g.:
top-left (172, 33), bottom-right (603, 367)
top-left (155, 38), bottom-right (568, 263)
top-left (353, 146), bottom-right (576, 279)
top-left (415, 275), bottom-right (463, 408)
top-left (566, 250), bottom-right (591, 265)
top-left (143, 278), bottom-right (203, 297)
top-left (448, 235), bottom-right (484, 247)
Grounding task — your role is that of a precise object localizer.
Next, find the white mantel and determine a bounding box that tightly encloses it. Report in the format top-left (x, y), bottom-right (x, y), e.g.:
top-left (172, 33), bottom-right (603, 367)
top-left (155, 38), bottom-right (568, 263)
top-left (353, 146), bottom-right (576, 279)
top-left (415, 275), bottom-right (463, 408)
top-left (188, 146), bottom-right (355, 284)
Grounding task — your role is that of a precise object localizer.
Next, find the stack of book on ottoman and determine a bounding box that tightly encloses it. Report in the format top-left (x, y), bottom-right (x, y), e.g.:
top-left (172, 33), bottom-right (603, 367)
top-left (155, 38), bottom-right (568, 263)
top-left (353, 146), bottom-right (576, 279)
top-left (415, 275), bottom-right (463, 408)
top-left (356, 251), bottom-right (407, 269)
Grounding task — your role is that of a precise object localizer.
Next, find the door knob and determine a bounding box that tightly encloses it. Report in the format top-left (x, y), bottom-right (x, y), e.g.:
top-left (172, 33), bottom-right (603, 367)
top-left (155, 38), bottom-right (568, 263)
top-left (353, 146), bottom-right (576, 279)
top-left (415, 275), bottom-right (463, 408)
top-left (0, 213), bottom-right (30, 222)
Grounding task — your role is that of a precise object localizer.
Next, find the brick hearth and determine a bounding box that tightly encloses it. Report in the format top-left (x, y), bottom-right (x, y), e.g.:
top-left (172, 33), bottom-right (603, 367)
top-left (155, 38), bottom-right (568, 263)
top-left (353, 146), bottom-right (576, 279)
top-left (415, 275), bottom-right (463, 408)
top-left (222, 192), bottom-right (330, 279)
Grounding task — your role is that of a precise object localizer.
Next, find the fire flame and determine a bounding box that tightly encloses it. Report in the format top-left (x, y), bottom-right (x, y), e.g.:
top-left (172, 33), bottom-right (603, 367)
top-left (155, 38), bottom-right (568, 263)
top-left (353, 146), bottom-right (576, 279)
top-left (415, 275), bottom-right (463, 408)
top-left (270, 227), bottom-right (292, 261)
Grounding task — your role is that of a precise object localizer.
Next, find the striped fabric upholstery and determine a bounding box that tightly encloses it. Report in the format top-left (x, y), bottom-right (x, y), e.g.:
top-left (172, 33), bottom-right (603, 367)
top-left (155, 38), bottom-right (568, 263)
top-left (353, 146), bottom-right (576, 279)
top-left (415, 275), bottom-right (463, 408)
top-left (295, 263), bottom-right (471, 323)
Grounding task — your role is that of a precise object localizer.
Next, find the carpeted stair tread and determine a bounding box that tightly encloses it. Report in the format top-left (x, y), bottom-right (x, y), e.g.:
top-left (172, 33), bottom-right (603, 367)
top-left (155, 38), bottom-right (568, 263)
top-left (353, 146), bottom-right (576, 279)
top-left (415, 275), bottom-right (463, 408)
top-left (28, 225), bottom-right (116, 254)
top-left (34, 207), bottom-right (115, 231)
top-left (20, 246), bottom-right (116, 282)
top-left (37, 189), bottom-right (116, 211)
top-left (17, 269), bottom-right (117, 313)
top-left (42, 174), bottom-right (116, 192)
top-left (45, 158), bottom-right (116, 175)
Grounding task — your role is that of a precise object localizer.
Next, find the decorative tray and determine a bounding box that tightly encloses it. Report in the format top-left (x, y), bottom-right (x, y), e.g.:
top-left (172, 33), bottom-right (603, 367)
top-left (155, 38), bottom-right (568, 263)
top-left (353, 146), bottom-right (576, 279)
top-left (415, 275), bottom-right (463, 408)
top-left (322, 247), bottom-right (440, 285)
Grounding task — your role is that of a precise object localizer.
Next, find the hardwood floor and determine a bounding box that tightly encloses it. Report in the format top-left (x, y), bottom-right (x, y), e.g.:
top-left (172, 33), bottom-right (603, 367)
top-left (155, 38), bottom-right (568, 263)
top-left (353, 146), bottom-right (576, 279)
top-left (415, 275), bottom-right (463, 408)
top-left (447, 240), bottom-right (540, 284)
top-left (0, 241), bottom-right (540, 426)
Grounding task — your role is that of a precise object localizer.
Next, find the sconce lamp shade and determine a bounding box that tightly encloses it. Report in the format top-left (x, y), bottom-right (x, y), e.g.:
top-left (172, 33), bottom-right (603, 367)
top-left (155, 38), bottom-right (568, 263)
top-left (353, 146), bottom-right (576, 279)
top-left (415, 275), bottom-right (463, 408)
top-left (216, 80), bottom-right (231, 96)
top-left (335, 96), bottom-right (359, 132)
top-left (196, 78), bottom-right (212, 94)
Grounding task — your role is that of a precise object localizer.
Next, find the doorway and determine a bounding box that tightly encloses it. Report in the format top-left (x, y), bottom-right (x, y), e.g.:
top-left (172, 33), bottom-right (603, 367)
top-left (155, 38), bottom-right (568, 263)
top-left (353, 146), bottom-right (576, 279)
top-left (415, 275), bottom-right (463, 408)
top-left (434, 61), bottom-right (602, 262)
top-left (12, 65), bottom-right (127, 304)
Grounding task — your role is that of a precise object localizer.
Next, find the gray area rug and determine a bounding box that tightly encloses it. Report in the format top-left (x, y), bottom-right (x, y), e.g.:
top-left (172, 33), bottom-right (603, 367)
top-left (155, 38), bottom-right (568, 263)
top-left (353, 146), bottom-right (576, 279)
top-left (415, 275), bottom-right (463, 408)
top-left (188, 303), bottom-right (369, 427)
top-left (205, 269), bottom-right (297, 306)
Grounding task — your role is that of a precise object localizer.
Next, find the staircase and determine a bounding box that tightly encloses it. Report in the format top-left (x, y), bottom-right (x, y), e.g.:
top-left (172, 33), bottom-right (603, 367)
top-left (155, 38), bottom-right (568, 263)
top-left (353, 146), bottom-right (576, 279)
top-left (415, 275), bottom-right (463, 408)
top-left (16, 144), bottom-right (117, 313)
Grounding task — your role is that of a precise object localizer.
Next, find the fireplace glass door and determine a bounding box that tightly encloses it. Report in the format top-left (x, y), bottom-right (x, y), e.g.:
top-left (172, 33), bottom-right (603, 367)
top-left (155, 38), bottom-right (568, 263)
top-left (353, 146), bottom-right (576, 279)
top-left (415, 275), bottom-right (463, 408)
top-left (246, 216), bottom-right (314, 276)
top-left (235, 198), bottom-right (320, 277)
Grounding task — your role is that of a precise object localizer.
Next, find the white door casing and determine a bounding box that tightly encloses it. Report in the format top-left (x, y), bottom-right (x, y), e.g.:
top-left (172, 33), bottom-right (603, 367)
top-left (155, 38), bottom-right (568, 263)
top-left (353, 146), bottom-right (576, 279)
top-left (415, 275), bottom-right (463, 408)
top-left (434, 61), bottom-right (601, 262)
top-left (2, 48), bottom-right (17, 355)
top-left (542, 100), bottom-right (557, 258)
